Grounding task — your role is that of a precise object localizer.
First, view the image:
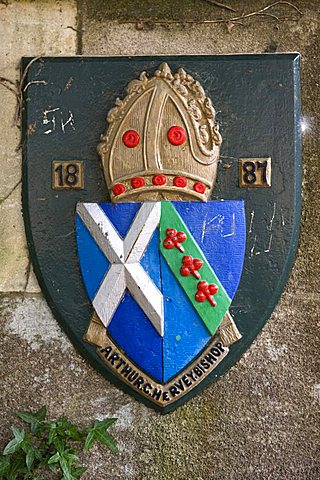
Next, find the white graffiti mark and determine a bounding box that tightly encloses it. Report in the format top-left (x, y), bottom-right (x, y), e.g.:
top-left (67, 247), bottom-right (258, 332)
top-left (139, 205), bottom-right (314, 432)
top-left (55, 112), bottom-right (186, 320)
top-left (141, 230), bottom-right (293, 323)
top-left (268, 202), bottom-right (276, 231)
top-left (206, 213), bottom-right (235, 238)
top-left (222, 213), bottom-right (235, 238)
top-left (250, 203), bottom-right (278, 257)
top-left (43, 108), bottom-right (75, 134)
top-left (264, 233), bottom-right (273, 253)
top-left (250, 235), bottom-right (257, 258)
top-left (249, 210), bottom-right (255, 234)
top-left (23, 80), bottom-right (48, 92)
top-left (61, 111), bottom-right (75, 133)
top-left (43, 108), bottom-right (59, 134)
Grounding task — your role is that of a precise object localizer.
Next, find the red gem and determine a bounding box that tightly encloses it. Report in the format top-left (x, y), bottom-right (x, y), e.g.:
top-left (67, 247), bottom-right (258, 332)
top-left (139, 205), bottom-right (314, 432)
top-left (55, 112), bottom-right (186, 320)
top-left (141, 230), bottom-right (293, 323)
top-left (182, 255), bottom-right (193, 266)
top-left (131, 176), bottom-right (145, 189)
top-left (153, 174), bottom-right (167, 186)
top-left (176, 231), bottom-right (187, 243)
top-left (163, 238), bottom-right (175, 249)
top-left (166, 228), bottom-right (177, 238)
top-left (208, 284), bottom-right (218, 295)
top-left (173, 176), bottom-right (187, 188)
top-left (112, 183), bottom-right (126, 196)
top-left (195, 281), bottom-right (218, 307)
top-left (197, 280), bottom-right (208, 292)
top-left (193, 182), bottom-right (206, 194)
top-left (195, 291), bottom-right (207, 302)
top-left (163, 227), bottom-right (187, 253)
top-left (122, 130), bottom-right (140, 148)
top-left (180, 266), bottom-right (191, 276)
top-left (180, 255), bottom-right (203, 279)
top-left (168, 126), bottom-right (187, 146)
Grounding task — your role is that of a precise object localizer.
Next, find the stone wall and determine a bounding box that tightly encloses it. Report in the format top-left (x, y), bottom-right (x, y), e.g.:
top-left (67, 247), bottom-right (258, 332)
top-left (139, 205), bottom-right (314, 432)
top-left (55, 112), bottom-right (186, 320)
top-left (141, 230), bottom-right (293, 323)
top-left (0, 1), bottom-right (319, 478)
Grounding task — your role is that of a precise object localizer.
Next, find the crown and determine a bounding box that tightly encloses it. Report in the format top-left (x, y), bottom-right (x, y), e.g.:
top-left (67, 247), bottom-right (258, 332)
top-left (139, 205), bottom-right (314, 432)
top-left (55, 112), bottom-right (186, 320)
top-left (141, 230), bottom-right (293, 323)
top-left (98, 63), bottom-right (222, 202)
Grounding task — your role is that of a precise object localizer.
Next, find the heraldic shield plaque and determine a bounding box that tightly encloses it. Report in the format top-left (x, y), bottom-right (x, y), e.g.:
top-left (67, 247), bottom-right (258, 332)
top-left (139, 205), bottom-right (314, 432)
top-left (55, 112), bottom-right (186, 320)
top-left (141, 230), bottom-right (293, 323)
top-left (22, 55), bottom-right (301, 413)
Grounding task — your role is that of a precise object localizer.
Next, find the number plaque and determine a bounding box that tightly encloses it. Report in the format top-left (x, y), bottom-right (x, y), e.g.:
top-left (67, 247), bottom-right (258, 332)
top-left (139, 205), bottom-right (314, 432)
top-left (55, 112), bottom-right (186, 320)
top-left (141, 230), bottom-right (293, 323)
top-left (239, 157), bottom-right (271, 187)
top-left (52, 161), bottom-right (84, 190)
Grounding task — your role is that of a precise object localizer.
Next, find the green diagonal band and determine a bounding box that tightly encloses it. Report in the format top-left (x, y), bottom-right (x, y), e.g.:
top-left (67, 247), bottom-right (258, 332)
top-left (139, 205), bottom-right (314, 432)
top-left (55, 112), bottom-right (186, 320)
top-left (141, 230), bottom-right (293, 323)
top-left (160, 202), bottom-right (231, 336)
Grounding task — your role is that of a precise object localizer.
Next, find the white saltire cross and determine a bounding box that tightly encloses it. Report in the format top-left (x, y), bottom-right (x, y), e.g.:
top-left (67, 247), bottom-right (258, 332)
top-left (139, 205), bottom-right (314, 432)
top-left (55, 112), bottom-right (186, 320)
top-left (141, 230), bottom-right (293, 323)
top-left (77, 202), bottom-right (164, 336)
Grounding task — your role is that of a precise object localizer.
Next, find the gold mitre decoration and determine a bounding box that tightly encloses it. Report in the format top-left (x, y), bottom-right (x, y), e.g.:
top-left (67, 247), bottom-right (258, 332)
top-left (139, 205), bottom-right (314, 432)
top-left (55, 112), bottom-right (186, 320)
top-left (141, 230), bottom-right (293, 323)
top-left (98, 63), bottom-right (222, 202)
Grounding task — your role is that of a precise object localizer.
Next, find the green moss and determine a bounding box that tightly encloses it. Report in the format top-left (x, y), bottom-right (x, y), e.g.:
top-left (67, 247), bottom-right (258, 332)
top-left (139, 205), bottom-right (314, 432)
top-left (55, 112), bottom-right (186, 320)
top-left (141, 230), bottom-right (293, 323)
top-left (136, 398), bottom-right (223, 480)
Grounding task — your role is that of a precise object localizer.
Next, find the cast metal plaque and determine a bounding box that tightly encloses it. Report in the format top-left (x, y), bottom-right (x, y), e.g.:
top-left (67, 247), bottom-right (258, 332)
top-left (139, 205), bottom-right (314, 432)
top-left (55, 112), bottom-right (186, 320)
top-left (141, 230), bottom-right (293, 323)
top-left (22, 55), bottom-right (301, 413)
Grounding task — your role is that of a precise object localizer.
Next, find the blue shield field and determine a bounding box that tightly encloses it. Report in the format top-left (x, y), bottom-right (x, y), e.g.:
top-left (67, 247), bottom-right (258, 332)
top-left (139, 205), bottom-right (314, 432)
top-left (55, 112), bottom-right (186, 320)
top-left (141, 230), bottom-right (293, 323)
top-left (76, 201), bottom-right (246, 383)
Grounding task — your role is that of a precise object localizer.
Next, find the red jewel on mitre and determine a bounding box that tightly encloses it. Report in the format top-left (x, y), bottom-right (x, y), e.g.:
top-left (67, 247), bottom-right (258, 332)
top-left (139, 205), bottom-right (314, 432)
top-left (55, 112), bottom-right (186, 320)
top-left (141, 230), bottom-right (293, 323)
top-left (112, 183), bottom-right (126, 196)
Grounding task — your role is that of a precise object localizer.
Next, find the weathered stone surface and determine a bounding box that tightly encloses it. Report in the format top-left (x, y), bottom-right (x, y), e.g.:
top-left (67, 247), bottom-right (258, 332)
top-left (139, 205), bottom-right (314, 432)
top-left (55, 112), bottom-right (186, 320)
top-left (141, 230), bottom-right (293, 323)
top-left (0, 1), bottom-right (320, 479)
top-left (0, 0), bottom-right (77, 291)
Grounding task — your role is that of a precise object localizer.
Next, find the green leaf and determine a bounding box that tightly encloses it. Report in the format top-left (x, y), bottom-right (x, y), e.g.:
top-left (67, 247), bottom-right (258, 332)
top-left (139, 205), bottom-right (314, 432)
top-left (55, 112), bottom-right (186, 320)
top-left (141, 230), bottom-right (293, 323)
top-left (0, 455), bottom-right (10, 475)
top-left (48, 462), bottom-right (59, 474)
top-left (95, 430), bottom-right (118, 453)
top-left (48, 425), bottom-right (57, 445)
top-left (16, 411), bottom-right (38, 425)
top-left (92, 418), bottom-right (117, 431)
top-left (33, 447), bottom-right (42, 461)
top-left (83, 430), bottom-right (95, 451)
top-left (3, 437), bottom-right (23, 456)
top-left (11, 426), bottom-right (25, 442)
top-left (48, 451), bottom-right (60, 464)
top-left (60, 456), bottom-right (73, 480)
top-left (8, 454), bottom-right (26, 480)
top-left (53, 436), bottom-right (64, 453)
top-left (35, 406), bottom-right (47, 421)
top-left (65, 424), bottom-right (81, 441)
top-left (17, 406), bottom-right (46, 434)
top-left (25, 447), bottom-right (35, 470)
top-left (64, 452), bottom-right (80, 463)
top-left (73, 466), bottom-right (87, 478)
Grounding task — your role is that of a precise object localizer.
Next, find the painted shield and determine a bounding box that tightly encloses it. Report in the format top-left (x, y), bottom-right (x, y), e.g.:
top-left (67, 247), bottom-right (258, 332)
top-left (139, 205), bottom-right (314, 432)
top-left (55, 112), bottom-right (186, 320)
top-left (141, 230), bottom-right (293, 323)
top-left (22, 54), bottom-right (301, 412)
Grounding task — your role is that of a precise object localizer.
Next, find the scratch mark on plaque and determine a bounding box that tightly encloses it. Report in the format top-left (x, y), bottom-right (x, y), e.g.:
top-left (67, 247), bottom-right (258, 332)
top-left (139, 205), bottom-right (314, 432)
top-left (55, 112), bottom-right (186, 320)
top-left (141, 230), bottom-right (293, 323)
top-left (201, 214), bottom-right (207, 243)
top-left (43, 107), bottom-right (59, 134)
top-left (56, 229), bottom-right (75, 239)
top-left (268, 202), bottom-right (276, 231)
top-left (61, 110), bottom-right (75, 132)
top-left (249, 210), bottom-right (255, 234)
top-left (264, 234), bottom-right (273, 253)
top-left (23, 80), bottom-right (47, 92)
top-left (250, 235), bottom-right (257, 258)
top-left (43, 107), bottom-right (75, 134)
top-left (222, 212), bottom-right (235, 238)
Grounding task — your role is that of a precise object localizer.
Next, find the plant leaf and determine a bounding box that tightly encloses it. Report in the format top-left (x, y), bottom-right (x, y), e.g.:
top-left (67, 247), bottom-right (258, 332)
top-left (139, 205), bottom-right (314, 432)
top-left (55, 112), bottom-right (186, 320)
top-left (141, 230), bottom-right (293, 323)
top-left (73, 466), bottom-right (87, 478)
top-left (8, 453), bottom-right (26, 479)
top-left (17, 411), bottom-right (38, 425)
top-left (3, 436), bottom-right (24, 456)
top-left (53, 436), bottom-right (64, 453)
top-left (48, 451), bottom-right (60, 464)
top-left (60, 456), bottom-right (73, 480)
top-left (48, 462), bottom-right (59, 474)
top-left (48, 425), bottom-right (57, 445)
top-left (95, 430), bottom-right (118, 452)
top-left (64, 452), bottom-right (80, 462)
top-left (25, 447), bottom-right (35, 470)
top-left (0, 455), bottom-right (10, 475)
top-left (93, 418), bottom-right (117, 431)
top-left (35, 406), bottom-right (47, 421)
top-left (83, 430), bottom-right (95, 451)
top-left (11, 426), bottom-right (25, 442)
